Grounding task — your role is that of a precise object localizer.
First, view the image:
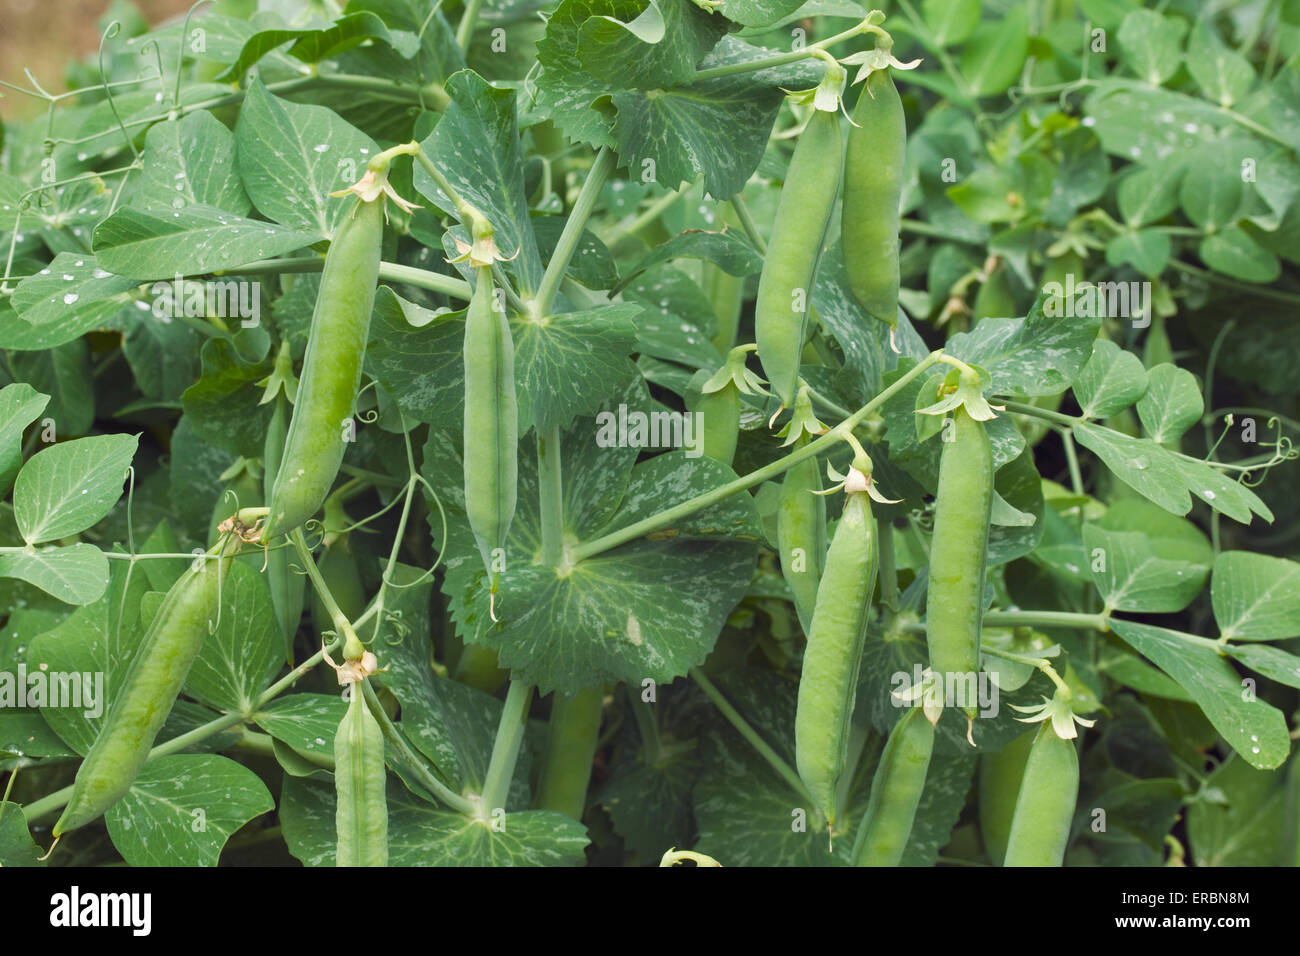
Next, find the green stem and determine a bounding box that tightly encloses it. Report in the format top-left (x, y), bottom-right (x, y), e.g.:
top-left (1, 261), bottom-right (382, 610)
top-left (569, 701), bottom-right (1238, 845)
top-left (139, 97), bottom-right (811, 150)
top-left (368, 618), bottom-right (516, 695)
top-left (536, 687), bottom-right (605, 820)
top-left (533, 147), bottom-right (615, 320)
top-left (1169, 260), bottom-right (1300, 306)
top-left (599, 184), bottom-right (690, 247)
top-left (628, 689), bottom-right (663, 765)
top-left (216, 257), bottom-right (473, 300)
top-left (291, 529), bottom-right (363, 659)
top-left (731, 194), bottom-right (767, 255)
top-left (1060, 427), bottom-right (1085, 495)
top-left (693, 19), bottom-right (880, 83)
top-left (996, 398), bottom-right (1084, 427)
top-left (456, 0), bottom-right (485, 49)
top-left (691, 669), bottom-right (811, 803)
top-left (537, 426), bottom-right (566, 567)
top-left (480, 681), bottom-right (534, 815)
top-left (877, 516), bottom-right (899, 613)
top-left (362, 680), bottom-right (475, 815)
top-left (573, 351), bottom-right (945, 561)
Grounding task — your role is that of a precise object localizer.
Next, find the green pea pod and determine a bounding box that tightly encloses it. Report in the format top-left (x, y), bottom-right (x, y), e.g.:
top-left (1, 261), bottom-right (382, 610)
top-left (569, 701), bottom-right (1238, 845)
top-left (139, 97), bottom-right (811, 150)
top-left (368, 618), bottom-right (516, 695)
top-left (1003, 723), bottom-right (1078, 867)
top-left (335, 680), bottom-right (388, 866)
top-left (853, 706), bottom-right (934, 866)
top-left (264, 394), bottom-right (305, 664)
top-left (777, 443), bottom-right (825, 633)
top-left (266, 195), bottom-right (384, 540)
top-left (704, 262), bottom-right (745, 354)
top-left (926, 405), bottom-right (992, 722)
top-left (795, 486), bottom-right (876, 826)
top-left (755, 109), bottom-right (842, 407)
top-left (463, 265), bottom-right (518, 592)
top-left (843, 68), bottom-right (905, 327)
top-left (54, 540), bottom-right (237, 836)
top-left (697, 380), bottom-right (739, 466)
top-left (978, 729), bottom-right (1035, 865)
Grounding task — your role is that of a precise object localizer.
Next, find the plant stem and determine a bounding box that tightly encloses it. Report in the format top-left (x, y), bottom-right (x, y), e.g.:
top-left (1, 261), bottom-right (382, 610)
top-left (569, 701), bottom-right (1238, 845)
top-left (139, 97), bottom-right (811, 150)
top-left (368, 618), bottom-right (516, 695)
top-left (628, 688), bottom-right (663, 764)
top-left (533, 147), bottom-right (615, 319)
top-left (997, 398), bottom-right (1084, 427)
top-left (1060, 427), bottom-right (1085, 495)
top-left (535, 687), bottom-right (605, 820)
top-left (217, 257), bottom-right (473, 300)
top-left (480, 681), bottom-right (534, 815)
top-left (877, 516), bottom-right (899, 613)
top-left (573, 351), bottom-right (945, 561)
top-left (693, 19), bottom-right (878, 82)
top-left (691, 669), bottom-right (811, 802)
top-left (730, 194), bottom-right (767, 254)
top-left (537, 426), bottom-right (566, 566)
top-left (362, 680), bottom-right (475, 815)
top-left (456, 0), bottom-right (485, 49)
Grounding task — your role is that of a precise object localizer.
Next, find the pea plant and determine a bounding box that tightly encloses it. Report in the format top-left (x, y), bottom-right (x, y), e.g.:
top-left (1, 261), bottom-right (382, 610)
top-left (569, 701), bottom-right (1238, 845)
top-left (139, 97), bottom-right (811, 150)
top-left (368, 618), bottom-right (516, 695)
top-left (0, 0), bottom-right (1298, 869)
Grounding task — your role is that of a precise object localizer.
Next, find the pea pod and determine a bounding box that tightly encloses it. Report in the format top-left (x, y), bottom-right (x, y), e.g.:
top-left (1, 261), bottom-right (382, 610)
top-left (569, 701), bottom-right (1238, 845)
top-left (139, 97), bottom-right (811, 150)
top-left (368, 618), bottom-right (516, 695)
top-left (852, 706), bottom-right (934, 866)
top-left (697, 380), bottom-right (739, 466)
top-left (926, 403), bottom-right (992, 724)
top-left (795, 472), bottom-right (877, 826)
top-left (778, 447), bottom-right (825, 633)
top-left (335, 680), bottom-right (388, 867)
top-left (1003, 723), bottom-right (1078, 867)
top-left (704, 262), bottom-right (745, 355)
top-left (463, 264), bottom-right (518, 593)
top-left (978, 729), bottom-right (1035, 866)
top-left (755, 109), bottom-right (842, 408)
top-left (266, 195), bottom-right (384, 540)
top-left (54, 539), bottom-right (238, 836)
top-left (843, 68), bottom-right (905, 327)
top-left (264, 391), bottom-right (305, 664)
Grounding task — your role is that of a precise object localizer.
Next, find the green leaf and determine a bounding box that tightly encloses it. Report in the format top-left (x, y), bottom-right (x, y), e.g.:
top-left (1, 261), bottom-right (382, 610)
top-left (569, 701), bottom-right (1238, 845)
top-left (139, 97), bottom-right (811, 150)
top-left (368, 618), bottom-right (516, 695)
top-left (8, 253), bottom-right (141, 335)
top-left (947, 291), bottom-right (1101, 398)
top-left (922, 0), bottom-right (980, 47)
top-left (718, 0), bottom-right (808, 28)
top-left (253, 694), bottom-right (347, 759)
top-left (1135, 363), bottom-right (1202, 444)
top-left (0, 383), bottom-right (49, 496)
top-left (415, 69), bottom-right (544, 293)
top-left (92, 204), bottom-right (320, 280)
top-left (1224, 643), bottom-right (1300, 690)
top-left (0, 544), bottom-right (109, 606)
top-left (280, 777), bottom-right (589, 866)
top-left (579, 0), bottom-right (727, 90)
top-left (13, 434), bottom-right (138, 544)
top-left (1199, 226), bottom-right (1281, 283)
top-left (1072, 339), bottom-right (1148, 419)
top-left (1187, 756), bottom-right (1286, 866)
top-left (1116, 9), bottom-right (1185, 86)
top-left (1186, 22), bottom-right (1256, 107)
top-left (1173, 456), bottom-right (1272, 525)
top-left (1082, 525), bottom-right (1205, 613)
top-left (1104, 229), bottom-right (1171, 277)
top-left (1073, 423), bottom-right (1190, 515)
top-left (1096, 648), bottom-right (1193, 701)
top-left (179, 338), bottom-right (274, 459)
top-left (0, 804), bottom-right (44, 867)
top-left (234, 79), bottom-right (379, 236)
top-left (613, 228), bottom-right (762, 295)
top-left (9, 340), bottom-right (93, 437)
top-left (183, 560), bottom-right (282, 714)
top-left (1109, 619), bottom-right (1289, 770)
top-left (1211, 551), bottom-right (1300, 641)
top-left (1117, 158), bottom-right (1185, 227)
top-left (1084, 82), bottom-right (1222, 165)
top-left (958, 7), bottom-right (1029, 97)
top-left (365, 288), bottom-right (466, 426)
top-left (104, 754), bottom-right (274, 866)
top-left (1180, 150), bottom-right (1244, 232)
top-left (137, 111), bottom-right (251, 215)
top-left (514, 304), bottom-right (642, 433)
top-left (217, 12), bottom-right (419, 82)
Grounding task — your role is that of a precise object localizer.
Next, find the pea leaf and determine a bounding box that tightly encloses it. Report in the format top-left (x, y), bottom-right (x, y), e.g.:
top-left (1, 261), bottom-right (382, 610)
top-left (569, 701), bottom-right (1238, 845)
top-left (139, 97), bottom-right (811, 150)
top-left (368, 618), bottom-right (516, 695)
top-left (13, 434), bottom-right (138, 545)
top-left (104, 754), bottom-right (274, 866)
top-left (0, 544), bottom-right (109, 607)
top-left (1082, 525), bottom-right (1205, 613)
top-left (1109, 618), bottom-right (1289, 770)
top-left (1211, 551), bottom-right (1300, 641)
top-left (1187, 755), bottom-right (1287, 866)
top-left (1072, 339), bottom-right (1149, 419)
top-left (280, 777), bottom-right (589, 866)
top-left (1135, 363), bottom-right (1202, 444)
